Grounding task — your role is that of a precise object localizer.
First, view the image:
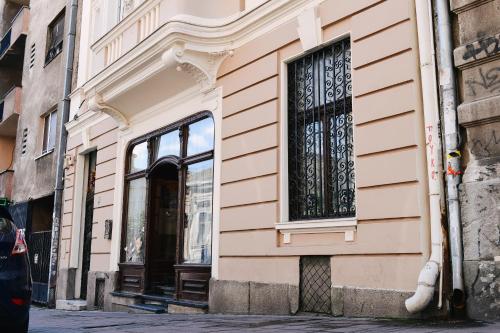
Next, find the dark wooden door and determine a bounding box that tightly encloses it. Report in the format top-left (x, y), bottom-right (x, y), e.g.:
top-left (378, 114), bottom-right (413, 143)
top-left (81, 151), bottom-right (97, 299)
top-left (147, 164), bottom-right (178, 295)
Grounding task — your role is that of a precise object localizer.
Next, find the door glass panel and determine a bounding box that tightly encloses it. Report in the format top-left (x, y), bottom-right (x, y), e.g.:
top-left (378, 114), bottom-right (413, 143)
top-left (183, 160), bottom-right (213, 264)
top-left (155, 130), bottom-right (180, 160)
top-left (130, 142), bottom-right (148, 173)
top-left (125, 178), bottom-right (147, 263)
top-left (187, 117), bottom-right (214, 156)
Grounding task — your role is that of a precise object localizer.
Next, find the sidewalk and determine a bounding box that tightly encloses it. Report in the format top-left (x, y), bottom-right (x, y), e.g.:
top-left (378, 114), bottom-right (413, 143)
top-left (28, 307), bottom-right (500, 333)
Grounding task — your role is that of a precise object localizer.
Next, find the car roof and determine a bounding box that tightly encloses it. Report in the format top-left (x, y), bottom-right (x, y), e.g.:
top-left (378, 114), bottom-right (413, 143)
top-left (0, 206), bottom-right (13, 221)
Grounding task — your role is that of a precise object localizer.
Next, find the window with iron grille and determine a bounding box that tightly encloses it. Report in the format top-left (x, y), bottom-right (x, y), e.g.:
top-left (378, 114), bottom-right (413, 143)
top-left (287, 38), bottom-right (355, 221)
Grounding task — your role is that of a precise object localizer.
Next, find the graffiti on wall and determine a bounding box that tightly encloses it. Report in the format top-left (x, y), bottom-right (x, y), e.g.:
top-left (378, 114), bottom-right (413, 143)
top-left (462, 34), bottom-right (500, 61)
top-left (471, 129), bottom-right (499, 158)
top-left (465, 66), bottom-right (500, 97)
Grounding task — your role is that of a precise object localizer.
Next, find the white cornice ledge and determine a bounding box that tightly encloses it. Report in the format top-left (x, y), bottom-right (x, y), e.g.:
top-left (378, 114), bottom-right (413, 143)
top-left (88, 93), bottom-right (129, 130)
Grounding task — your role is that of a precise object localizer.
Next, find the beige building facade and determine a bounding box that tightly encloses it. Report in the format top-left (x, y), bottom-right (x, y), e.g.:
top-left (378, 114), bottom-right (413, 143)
top-left (56, 0), bottom-right (449, 318)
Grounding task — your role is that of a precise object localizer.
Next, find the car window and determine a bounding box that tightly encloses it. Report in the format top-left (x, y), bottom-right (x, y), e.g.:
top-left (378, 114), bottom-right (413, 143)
top-left (0, 217), bottom-right (12, 233)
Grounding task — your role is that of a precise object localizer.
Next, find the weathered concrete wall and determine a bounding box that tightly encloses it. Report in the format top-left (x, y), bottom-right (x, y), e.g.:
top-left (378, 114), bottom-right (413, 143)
top-left (450, 0), bottom-right (500, 320)
top-left (11, 0), bottom-right (68, 202)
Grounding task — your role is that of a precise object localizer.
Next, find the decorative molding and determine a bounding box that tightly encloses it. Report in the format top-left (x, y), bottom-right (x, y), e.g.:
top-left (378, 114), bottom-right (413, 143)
top-left (88, 93), bottom-right (129, 130)
top-left (276, 219), bottom-right (357, 243)
top-left (450, 0), bottom-right (494, 14)
top-left (297, 5), bottom-right (322, 51)
top-left (161, 43), bottom-right (234, 93)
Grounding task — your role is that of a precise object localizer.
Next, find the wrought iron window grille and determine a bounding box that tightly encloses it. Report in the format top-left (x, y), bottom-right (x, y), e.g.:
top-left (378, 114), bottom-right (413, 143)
top-left (287, 38), bottom-right (355, 221)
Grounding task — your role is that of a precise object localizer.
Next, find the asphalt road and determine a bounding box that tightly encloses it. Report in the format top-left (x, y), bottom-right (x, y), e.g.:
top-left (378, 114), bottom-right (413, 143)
top-left (28, 307), bottom-right (500, 333)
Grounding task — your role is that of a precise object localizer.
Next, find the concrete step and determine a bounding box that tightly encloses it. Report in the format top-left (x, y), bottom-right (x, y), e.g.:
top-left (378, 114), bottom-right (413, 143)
top-left (128, 303), bottom-right (166, 314)
top-left (56, 300), bottom-right (87, 311)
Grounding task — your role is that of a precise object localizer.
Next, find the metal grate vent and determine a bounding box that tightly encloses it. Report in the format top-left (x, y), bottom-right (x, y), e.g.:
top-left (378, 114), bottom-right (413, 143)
top-left (21, 128), bottom-right (28, 155)
top-left (95, 279), bottom-right (105, 310)
top-left (300, 256), bottom-right (331, 314)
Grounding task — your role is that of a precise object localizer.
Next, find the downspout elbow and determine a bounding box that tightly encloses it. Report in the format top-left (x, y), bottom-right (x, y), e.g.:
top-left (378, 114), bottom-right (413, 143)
top-left (405, 256), bottom-right (440, 313)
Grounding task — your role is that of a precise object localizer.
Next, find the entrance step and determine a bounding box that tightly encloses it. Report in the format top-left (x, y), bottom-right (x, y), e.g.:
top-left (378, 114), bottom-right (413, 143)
top-left (112, 291), bottom-right (208, 314)
top-left (56, 300), bottom-right (87, 311)
top-left (128, 303), bottom-right (166, 314)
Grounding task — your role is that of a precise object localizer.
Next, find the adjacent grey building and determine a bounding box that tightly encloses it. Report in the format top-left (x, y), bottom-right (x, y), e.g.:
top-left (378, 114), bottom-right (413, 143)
top-left (0, 0), bottom-right (81, 305)
top-left (451, 0), bottom-right (500, 321)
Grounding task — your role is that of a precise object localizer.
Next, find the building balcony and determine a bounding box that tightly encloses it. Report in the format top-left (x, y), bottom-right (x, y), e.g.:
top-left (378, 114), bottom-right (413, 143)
top-left (0, 6), bottom-right (29, 67)
top-left (0, 170), bottom-right (14, 200)
top-left (91, 0), bottom-right (244, 75)
top-left (0, 86), bottom-right (22, 137)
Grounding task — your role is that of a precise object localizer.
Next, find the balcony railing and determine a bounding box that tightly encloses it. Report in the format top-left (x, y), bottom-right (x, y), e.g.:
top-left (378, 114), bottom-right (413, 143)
top-left (90, 0), bottom-right (243, 75)
top-left (0, 86), bottom-right (22, 137)
top-left (0, 6), bottom-right (29, 61)
top-left (0, 170), bottom-right (14, 200)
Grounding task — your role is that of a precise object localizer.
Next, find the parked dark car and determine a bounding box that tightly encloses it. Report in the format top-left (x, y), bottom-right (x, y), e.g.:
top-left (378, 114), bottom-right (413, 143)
top-left (0, 206), bottom-right (31, 332)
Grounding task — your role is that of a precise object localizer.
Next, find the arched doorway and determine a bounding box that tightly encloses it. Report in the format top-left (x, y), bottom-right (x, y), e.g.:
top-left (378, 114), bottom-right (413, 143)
top-left (147, 162), bottom-right (178, 295)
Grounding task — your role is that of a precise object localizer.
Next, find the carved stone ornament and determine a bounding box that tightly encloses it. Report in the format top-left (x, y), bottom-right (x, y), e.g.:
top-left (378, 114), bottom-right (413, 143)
top-left (88, 93), bottom-right (129, 130)
top-left (161, 43), bottom-right (234, 93)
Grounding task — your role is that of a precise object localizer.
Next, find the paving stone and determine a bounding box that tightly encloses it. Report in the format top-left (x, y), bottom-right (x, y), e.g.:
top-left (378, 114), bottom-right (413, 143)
top-left (27, 307), bottom-right (500, 333)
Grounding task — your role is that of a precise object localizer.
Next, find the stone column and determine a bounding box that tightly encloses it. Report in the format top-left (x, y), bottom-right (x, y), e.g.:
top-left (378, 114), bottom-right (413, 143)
top-left (451, 0), bottom-right (500, 320)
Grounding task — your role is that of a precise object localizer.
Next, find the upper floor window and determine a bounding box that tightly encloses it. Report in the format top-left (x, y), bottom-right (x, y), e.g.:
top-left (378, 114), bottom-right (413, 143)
top-left (45, 10), bottom-right (65, 65)
top-left (287, 38), bottom-right (355, 221)
top-left (42, 110), bottom-right (57, 154)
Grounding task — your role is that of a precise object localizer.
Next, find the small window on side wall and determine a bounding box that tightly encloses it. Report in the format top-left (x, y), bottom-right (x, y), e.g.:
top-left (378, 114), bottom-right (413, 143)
top-left (45, 10), bottom-right (65, 65)
top-left (42, 110), bottom-right (57, 154)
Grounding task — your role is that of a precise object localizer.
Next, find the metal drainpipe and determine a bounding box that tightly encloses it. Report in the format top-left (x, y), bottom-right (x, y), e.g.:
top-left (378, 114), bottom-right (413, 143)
top-left (435, 0), bottom-right (465, 308)
top-left (47, 0), bottom-right (79, 308)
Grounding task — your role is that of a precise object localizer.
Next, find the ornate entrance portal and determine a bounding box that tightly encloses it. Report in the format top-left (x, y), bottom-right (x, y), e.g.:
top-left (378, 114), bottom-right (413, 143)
top-left (119, 113), bottom-right (214, 302)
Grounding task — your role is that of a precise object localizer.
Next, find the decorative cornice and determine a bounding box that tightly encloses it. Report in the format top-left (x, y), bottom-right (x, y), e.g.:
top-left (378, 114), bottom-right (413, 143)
top-left (88, 93), bottom-right (129, 130)
top-left (161, 43), bottom-right (233, 93)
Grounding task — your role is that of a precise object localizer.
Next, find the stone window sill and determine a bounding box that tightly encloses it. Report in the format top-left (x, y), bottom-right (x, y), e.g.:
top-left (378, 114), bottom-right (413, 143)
top-left (35, 149), bottom-right (54, 161)
top-left (276, 218), bottom-right (357, 244)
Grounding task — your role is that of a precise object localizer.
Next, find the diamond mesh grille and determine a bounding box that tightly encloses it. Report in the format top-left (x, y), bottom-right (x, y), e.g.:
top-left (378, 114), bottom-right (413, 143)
top-left (300, 256), bottom-right (331, 313)
top-left (95, 279), bottom-right (105, 310)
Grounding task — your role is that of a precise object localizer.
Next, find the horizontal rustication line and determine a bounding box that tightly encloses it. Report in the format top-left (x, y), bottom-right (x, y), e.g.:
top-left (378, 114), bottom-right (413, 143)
top-left (222, 146), bottom-right (277, 163)
top-left (322, 0), bottom-right (387, 30)
top-left (356, 144), bottom-right (418, 158)
top-left (222, 97), bottom-right (278, 120)
top-left (355, 79), bottom-right (414, 98)
top-left (353, 18), bottom-right (411, 43)
top-left (93, 203), bottom-right (114, 209)
top-left (95, 173), bottom-right (115, 181)
top-left (358, 216), bottom-right (421, 222)
top-left (357, 179), bottom-right (418, 190)
top-left (355, 109), bottom-right (415, 127)
top-left (222, 121), bottom-right (278, 140)
top-left (94, 188), bottom-right (115, 196)
top-left (96, 141), bottom-right (118, 152)
top-left (223, 74), bottom-right (278, 99)
top-left (221, 172), bottom-right (278, 186)
top-left (326, 252), bottom-right (423, 257)
top-left (354, 48), bottom-right (412, 71)
top-left (220, 227), bottom-right (276, 233)
top-left (221, 199), bottom-right (278, 210)
top-left (358, 217), bottom-right (421, 223)
top-left (218, 51), bottom-right (279, 79)
top-left (96, 157), bottom-right (117, 167)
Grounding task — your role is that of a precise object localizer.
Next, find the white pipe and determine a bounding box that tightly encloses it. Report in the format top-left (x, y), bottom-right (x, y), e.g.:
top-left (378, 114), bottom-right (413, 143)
top-left (406, 0), bottom-right (444, 314)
